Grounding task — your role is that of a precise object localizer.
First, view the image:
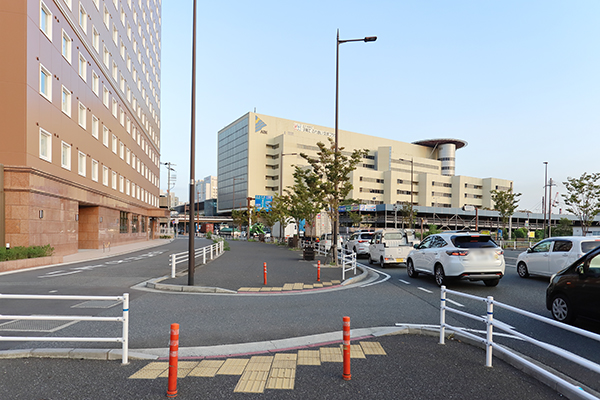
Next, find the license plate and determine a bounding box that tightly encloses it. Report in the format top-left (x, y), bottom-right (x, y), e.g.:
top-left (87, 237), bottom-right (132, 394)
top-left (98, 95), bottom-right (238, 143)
top-left (396, 258), bottom-right (404, 263)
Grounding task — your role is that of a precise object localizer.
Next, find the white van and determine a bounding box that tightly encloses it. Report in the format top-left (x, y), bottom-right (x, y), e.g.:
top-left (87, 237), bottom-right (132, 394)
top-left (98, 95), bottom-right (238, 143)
top-left (368, 229), bottom-right (418, 267)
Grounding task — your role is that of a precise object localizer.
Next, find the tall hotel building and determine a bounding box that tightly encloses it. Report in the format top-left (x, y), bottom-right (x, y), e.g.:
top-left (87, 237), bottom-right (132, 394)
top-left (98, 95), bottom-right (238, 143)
top-left (218, 113), bottom-right (512, 214)
top-left (0, 0), bottom-right (165, 256)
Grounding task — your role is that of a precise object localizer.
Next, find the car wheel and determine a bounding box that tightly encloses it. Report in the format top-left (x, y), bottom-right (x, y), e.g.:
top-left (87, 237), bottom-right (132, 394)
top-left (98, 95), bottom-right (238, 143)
top-left (380, 257), bottom-right (386, 268)
top-left (353, 247), bottom-right (358, 254)
top-left (369, 254), bottom-right (375, 264)
top-left (434, 264), bottom-right (446, 287)
top-left (483, 278), bottom-right (500, 287)
top-left (517, 262), bottom-right (529, 278)
top-left (551, 294), bottom-right (575, 324)
top-left (407, 259), bottom-right (418, 278)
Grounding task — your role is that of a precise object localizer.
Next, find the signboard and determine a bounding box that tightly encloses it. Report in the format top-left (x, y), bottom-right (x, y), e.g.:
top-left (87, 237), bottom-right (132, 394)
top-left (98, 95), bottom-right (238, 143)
top-left (254, 195), bottom-right (273, 211)
top-left (528, 231), bottom-right (535, 238)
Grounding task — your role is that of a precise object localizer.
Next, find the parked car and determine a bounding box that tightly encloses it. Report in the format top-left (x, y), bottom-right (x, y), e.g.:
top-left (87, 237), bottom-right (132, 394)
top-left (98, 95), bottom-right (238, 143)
top-left (368, 229), bottom-right (417, 267)
top-left (319, 233), bottom-right (343, 251)
top-left (516, 236), bottom-right (600, 278)
top-left (345, 231), bottom-right (374, 257)
top-left (406, 232), bottom-right (505, 287)
top-left (546, 245), bottom-right (600, 324)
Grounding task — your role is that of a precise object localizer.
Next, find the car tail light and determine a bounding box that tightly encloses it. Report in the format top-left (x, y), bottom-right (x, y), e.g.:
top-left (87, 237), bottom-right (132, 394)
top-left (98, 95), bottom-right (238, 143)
top-left (446, 250), bottom-right (468, 256)
top-left (496, 250), bottom-right (504, 256)
top-left (358, 240), bottom-right (368, 243)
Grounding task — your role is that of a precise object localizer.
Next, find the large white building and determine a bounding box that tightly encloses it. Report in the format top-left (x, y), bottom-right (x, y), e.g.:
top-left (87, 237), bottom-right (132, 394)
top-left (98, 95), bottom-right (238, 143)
top-left (195, 175), bottom-right (218, 201)
top-left (217, 112), bottom-right (513, 214)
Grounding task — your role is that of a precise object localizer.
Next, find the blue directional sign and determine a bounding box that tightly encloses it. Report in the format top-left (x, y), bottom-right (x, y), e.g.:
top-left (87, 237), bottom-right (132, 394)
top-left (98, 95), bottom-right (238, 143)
top-left (254, 195), bottom-right (273, 211)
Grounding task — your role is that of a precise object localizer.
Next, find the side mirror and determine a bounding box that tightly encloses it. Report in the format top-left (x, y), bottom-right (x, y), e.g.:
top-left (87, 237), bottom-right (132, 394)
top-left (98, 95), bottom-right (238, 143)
top-left (413, 243), bottom-right (419, 249)
top-left (576, 265), bottom-right (586, 275)
top-left (527, 248), bottom-right (533, 253)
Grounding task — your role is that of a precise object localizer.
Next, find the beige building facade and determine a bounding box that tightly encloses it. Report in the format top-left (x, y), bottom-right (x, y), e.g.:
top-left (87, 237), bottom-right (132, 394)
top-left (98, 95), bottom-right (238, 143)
top-left (0, 0), bottom-right (165, 255)
top-left (217, 113), bottom-right (512, 214)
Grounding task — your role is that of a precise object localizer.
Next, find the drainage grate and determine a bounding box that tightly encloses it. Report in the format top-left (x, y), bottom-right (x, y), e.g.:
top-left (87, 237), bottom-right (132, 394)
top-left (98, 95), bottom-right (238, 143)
top-left (71, 300), bottom-right (120, 309)
top-left (0, 320), bottom-right (78, 332)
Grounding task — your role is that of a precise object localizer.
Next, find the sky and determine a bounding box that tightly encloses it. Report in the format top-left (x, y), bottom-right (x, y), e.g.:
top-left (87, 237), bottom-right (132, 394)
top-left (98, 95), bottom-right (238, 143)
top-left (159, 0), bottom-right (600, 214)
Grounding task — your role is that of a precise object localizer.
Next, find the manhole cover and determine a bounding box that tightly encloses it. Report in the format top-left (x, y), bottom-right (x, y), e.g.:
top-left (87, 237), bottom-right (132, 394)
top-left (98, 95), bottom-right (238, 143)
top-left (0, 320), bottom-right (78, 332)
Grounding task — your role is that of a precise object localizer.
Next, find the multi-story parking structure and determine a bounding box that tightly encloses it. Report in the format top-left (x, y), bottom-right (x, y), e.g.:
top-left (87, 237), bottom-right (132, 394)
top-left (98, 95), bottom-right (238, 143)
top-left (0, 0), bottom-right (165, 255)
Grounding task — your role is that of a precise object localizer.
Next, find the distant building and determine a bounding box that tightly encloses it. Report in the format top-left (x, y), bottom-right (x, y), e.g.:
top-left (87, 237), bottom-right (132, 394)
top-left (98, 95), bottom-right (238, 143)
top-left (195, 175), bottom-right (218, 201)
top-left (0, 1), bottom-right (165, 255)
top-left (217, 112), bottom-right (513, 214)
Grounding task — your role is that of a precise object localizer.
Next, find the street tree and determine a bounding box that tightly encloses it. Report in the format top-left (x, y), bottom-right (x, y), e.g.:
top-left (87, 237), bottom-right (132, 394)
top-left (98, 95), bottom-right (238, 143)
top-left (258, 195), bottom-right (291, 243)
top-left (490, 187), bottom-right (522, 233)
top-left (398, 202), bottom-right (416, 229)
top-left (300, 139), bottom-right (368, 263)
top-left (562, 172), bottom-right (600, 236)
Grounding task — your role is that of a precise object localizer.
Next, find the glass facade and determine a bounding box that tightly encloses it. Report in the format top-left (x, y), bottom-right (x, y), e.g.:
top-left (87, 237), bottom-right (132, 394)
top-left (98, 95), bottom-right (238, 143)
top-left (217, 117), bottom-right (249, 211)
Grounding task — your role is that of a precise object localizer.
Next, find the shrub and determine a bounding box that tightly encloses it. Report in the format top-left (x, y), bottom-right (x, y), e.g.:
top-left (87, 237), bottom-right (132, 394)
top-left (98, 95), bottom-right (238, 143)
top-left (0, 244), bottom-right (54, 262)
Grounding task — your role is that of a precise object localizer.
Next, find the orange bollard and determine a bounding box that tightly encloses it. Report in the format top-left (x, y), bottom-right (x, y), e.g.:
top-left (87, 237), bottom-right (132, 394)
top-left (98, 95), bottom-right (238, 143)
top-left (317, 260), bottom-right (321, 282)
top-left (263, 262), bottom-right (267, 285)
top-left (167, 323), bottom-right (179, 398)
top-left (343, 316), bottom-right (351, 381)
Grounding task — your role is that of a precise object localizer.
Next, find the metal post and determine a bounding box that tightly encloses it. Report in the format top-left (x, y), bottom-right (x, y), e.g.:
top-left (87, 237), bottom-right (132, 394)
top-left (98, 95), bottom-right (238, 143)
top-left (203, 247), bottom-right (206, 264)
top-left (486, 296), bottom-right (494, 368)
top-left (187, 0), bottom-right (197, 286)
top-left (543, 162), bottom-right (548, 238)
top-left (122, 293), bottom-right (129, 365)
top-left (440, 286), bottom-right (446, 345)
top-left (171, 254), bottom-right (176, 278)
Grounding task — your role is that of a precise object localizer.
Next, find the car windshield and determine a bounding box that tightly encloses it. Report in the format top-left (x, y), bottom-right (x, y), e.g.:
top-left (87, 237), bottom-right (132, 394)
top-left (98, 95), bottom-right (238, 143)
top-left (384, 233), bottom-right (405, 240)
top-left (452, 235), bottom-right (498, 248)
top-left (360, 233), bottom-right (373, 240)
top-left (581, 241), bottom-right (600, 253)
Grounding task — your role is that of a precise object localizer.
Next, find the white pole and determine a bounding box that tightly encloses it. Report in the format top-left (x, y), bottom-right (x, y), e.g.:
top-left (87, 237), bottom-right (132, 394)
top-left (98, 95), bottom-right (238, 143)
top-left (122, 293), bottom-right (129, 365)
top-left (486, 296), bottom-right (494, 368)
top-left (171, 254), bottom-right (176, 278)
top-left (440, 286), bottom-right (446, 344)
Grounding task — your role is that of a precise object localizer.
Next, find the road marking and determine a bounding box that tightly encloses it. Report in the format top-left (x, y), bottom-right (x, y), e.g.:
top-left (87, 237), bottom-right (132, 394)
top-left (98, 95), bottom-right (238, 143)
top-left (48, 290), bottom-right (57, 293)
top-left (38, 270), bottom-right (82, 278)
top-left (398, 279), bottom-right (411, 285)
top-left (359, 265), bottom-right (391, 287)
top-left (445, 298), bottom-right (464, 307)
top-left (418, 287), bottom-right (433, 294)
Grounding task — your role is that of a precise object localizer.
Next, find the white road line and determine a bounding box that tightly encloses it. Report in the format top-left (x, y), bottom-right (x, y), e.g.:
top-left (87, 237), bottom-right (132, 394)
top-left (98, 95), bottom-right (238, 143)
top-left (38, 270), bottom-right (82, 278)
top-left (359, 265), bottom-right (391, 287)
top-left (399, 279), bottom-right (411, 285)
top-left (446, 298), bottom-right (464, 307)
top-left (418, 287), bottom-right (433, 294)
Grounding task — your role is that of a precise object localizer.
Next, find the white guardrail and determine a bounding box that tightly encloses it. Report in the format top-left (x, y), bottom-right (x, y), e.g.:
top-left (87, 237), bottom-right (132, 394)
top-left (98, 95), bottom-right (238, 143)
top-left (440, 286), bottom-right (600, 400)
top-left (0, 293), bottom-right (129, 364)
top-left (170, 240), bottom-right (224, 278)
top-left (312, 242), bottom-right (357, 280)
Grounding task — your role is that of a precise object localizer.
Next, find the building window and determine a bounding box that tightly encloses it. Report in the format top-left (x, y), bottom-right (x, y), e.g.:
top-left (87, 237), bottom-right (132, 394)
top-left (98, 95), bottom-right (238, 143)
top-left (126, 179), bottom-right (130, 195)
top-left (92, 71), bottom-right (99, 95)
top-left (112, 171), bottom-right (117, 189)
top-left (119, 141), bottom-right (125, 159)
top-left (61, 86), bottom-right (71, 116)
top-left (78, 102), bottom-right (86, 129)
top-left (119, 211), bottom-right (128, 233)
top-left (119, 108), bottom-right (125, 125)
top-left (78, 151), bottom-right (86, 176)
top-left (112, 134), bottom-right (117, 153)
top-left (64, 0), bottom-right (72, 10)
top-left (131, 182), bottom-right (135, 197)
top-left (79, 4), bottom-right (88, 33)
top-left (103, 86), bottom-right (110, 107)
top-left (103, 5), bottom-right (110, 28)
top-left (103, 45), bottom-right (110, 66)
top-left (102, 166), bottom-right (109, 186)
top-left (112, 98), bottom-right (118, 117)
top-left (62, 30), bottom-right (72, 63)
top-left (112, 24), bottom-right (118, 44)
top-left (39, 128), bottom-right (52, 162)
top-left (91, 159), bottom-right (98, 182)
top-left (61, 141), bottom-right (71, 170)
top-left (120, 41), bottom-right (125, 59)
top-left (126, 117), bottom-right (131, 133)
top-left (119, 175), bottom-right (124, 192)
top-left (112, 61), bottom-right (118, 80)
top-left (91, 115), bottom-right (99, 139)
top-left (92, 26), bottom-right (100, 51)
top-left (78, 53), bottom-right (87, 81)
top-left (126, 148), bottom-right (131, 164)
top-left (103, 126), bottom-right (109, 147)
top-left (40, 1), bottom-right (52, 40)
top-left (131, 215), bottom-right (138, 233)
top-left (92, 0), bottom-right (99, 10)
top-left (39, 64), bottom-right (52, 101)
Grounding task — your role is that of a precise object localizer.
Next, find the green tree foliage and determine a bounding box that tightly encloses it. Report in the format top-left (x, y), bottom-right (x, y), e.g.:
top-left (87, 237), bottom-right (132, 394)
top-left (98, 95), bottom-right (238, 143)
top-left (513, 228), bottom-right (527, 239)
top-left (562, 173), bottom-right (600, 236)
top-left (257, 195), bottom-right (291, 242)
top-left (398, 202), bottom-right (416, 229)
top-left (347, 211), bottom-right (363, 227)
top-left (299, 139), bottom-right (368, 260)
top-left (553, 218), bottom-right (573, 237)
top-left (490, 187), bottom-right (522, 229)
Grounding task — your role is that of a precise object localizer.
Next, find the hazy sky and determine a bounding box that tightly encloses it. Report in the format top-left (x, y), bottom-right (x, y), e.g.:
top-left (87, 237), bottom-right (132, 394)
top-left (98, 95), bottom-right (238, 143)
top-left (160, 0), bottom-right (600, 213)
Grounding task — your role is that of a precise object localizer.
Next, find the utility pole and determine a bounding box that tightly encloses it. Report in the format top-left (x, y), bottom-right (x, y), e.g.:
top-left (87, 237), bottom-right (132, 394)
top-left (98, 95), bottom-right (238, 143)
top-left (247, 197), bottom-right (254, 240)
top-left (543, 162), bottom-right (548, 238)
top-left (161, 162), bottom-right (176, 233)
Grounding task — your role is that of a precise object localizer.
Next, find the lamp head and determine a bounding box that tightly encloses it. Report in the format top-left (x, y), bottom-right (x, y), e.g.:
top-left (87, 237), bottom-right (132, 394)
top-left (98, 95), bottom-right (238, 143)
top-left (364, 36), bottom-right (377, 42)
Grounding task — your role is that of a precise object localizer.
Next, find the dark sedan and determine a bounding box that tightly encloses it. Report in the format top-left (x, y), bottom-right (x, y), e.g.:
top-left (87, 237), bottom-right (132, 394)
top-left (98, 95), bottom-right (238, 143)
top-left (546, 245), bottom-right (600, 324)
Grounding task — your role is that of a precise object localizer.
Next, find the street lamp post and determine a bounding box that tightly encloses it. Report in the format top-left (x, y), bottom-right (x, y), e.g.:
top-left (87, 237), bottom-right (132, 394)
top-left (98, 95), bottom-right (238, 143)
top-left (333, 30), bottom-right (376, 260)
top-left (187, 0), bottom-right (197, 286)
top-left (279, 152), bottom-right (297, 241)
top-left (543, 162), bottom-right (548, 238)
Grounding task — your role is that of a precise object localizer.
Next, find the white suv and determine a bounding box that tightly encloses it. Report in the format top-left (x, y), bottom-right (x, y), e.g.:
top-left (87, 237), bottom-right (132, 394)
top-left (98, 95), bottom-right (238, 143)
top-left (406, 232), bottom-right (505, 287)
top-left (516, 236), bottom-right (600, 278)
top-left (345, 231), bottom-right (374, 256)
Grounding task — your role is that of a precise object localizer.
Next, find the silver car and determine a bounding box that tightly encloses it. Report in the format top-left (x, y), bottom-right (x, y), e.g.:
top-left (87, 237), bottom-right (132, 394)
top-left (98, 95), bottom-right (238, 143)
top-left (345, 231), bottom-right (374, 256)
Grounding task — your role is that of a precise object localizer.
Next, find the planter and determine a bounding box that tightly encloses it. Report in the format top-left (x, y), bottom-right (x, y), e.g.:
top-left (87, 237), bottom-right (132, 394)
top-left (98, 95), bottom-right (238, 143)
top-left (0, 256), bottom-right (63, 273)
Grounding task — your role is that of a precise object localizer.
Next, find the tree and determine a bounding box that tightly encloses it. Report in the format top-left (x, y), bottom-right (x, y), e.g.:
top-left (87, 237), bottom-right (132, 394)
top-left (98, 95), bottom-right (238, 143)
top-left (553, 218), bottom-right (573, 237)
top-left (299, 139), bottom-right (368, 263)
top-left (398, 202), bottom-right (416, 229)
top-left (259, 195), bottom-right (292, 243)
top-left (347, 211), bottom-right (363, 227)
top-left (562, 173), bottom-right (600, 236)
top-left (490, 187), bottom-right (522, 232)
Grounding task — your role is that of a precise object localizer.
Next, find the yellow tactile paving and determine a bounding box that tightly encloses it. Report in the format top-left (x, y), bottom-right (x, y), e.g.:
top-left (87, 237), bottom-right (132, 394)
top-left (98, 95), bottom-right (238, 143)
top-left (188, 360), bottom-right (225, 377)
top-left (297, 350), bottom-right (321, 366)
top-left (245, 356), bottom-right (274, 371)
top-left (265, 368), bottom-right (296, 389)
top-left (237, 287), bottom-right (251, 292)
top-left (282, 284), bottom-right (294, 291)
top-left (158, 361), bottom-right (199, 378)
top-left (271, 287), bottom-right (283, 291)
top-left (320, 347), bottom-right (343, 362)
top-left (303, 284), bottom-right (314, 289)
top-left (323, 282), bottom-right (332, 286)
top-left (234, 370), bottom-right (269, 393)
top-left (313, 283), bottom-right (323, 288)
top-left (339, 344), bottom-right (366, 359)
top-left (128, 362), bottom-right (168, 379)
top-left (217, 358), bottom-right (249, 375)
top-left (360, 341), bottom-right (387, 355)
top-left (292, 283), bottom-right (304, 290)
top-left (272, 353), bottom-right (297, 368)
top-left (331, 280), bottom-right (341, 284)
top-left (246, 287), bottom-right (261, 292)
top-left (260, 287), bottom-right (272, 292)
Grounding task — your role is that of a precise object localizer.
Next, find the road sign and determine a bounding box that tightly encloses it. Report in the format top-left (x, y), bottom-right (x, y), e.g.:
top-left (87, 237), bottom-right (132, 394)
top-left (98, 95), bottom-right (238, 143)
top-left (254, 195), bottom-right (273, 211)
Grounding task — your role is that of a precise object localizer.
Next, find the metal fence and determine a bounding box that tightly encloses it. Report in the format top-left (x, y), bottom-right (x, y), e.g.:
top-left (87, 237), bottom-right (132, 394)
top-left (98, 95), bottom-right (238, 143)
top-left (170, 240), bottom-right (225, 278)
top-left (0, 293), bottom-right (130, 364)
top-left (439, 286), bottom-right (600, 400)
